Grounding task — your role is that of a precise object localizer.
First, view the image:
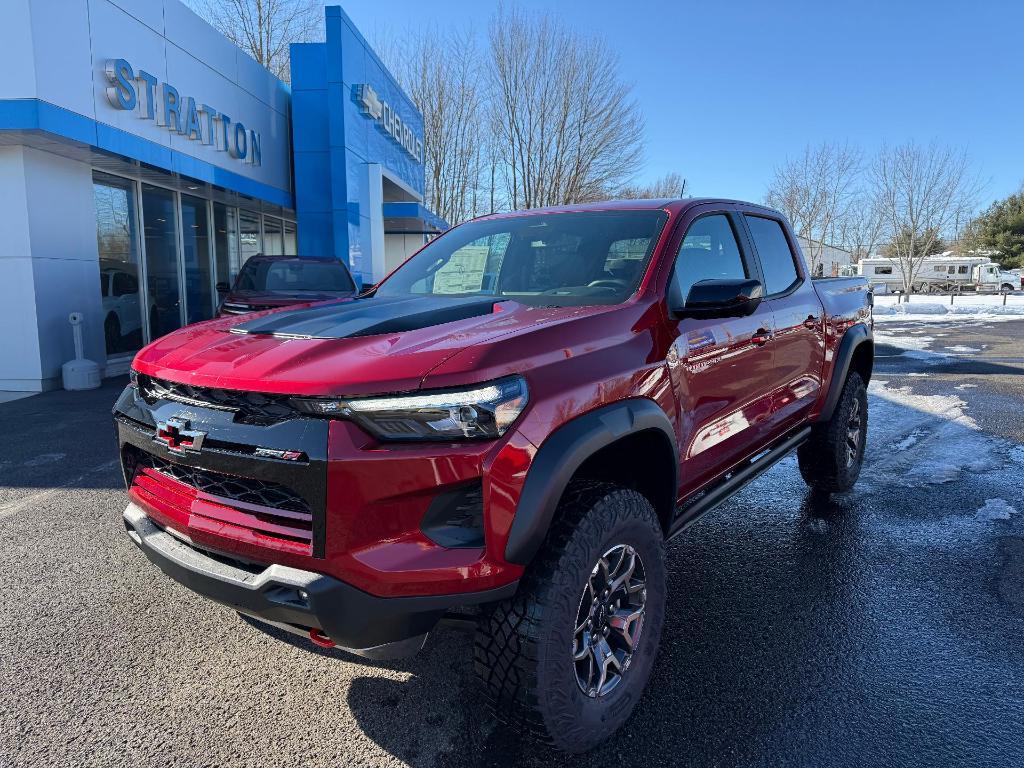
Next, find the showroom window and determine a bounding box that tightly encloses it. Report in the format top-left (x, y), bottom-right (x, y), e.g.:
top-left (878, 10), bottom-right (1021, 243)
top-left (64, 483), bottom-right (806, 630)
top-left (214, 203), bottom-right (240, 289)
top-left (284, 221), bottom-right (297, 255)
top-left (181, 194), bottom-right (214, 324)
top-left (93, 173), bottom-right (144, 358)
top-left (264, 216), bottom-right (284, 256)
top-left (239, 210), bottom-right (262, 268)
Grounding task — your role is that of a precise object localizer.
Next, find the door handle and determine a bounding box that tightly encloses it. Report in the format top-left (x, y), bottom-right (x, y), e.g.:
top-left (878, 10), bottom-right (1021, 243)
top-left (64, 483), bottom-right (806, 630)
top-left (752, 328), bottom-right (772, 346)
top-left (803, 315), bottom-right (819, 330)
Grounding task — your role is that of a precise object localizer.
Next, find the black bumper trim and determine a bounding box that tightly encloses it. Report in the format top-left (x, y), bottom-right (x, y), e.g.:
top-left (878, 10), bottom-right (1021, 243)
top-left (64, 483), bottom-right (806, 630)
top-left (123, 503), bottom-right (517, 652)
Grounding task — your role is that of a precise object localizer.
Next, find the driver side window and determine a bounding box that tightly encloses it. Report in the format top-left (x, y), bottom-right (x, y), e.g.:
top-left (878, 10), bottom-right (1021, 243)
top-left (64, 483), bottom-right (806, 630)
top-left (672, 214), bottom-right (748, 302)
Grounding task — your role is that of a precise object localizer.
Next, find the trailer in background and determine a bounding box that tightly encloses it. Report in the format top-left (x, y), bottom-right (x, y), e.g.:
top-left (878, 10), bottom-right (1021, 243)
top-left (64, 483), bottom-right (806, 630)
top-left (858, 255), bottom-right (1019, 294)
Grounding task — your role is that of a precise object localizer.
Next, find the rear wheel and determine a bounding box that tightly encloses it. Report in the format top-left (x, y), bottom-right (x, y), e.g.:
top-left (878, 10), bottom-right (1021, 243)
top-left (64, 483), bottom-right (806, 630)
top-left (798, 372), bottom-right (868, 493)
top-left (474, 482), bottom-right (666, 753)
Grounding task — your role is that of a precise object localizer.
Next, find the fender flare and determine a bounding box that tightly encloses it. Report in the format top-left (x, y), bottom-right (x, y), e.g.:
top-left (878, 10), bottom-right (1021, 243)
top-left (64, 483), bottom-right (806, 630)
top-left (817, 323), bottom-right (873, 423)
top-left (504, 398), bottom-right (678, 565)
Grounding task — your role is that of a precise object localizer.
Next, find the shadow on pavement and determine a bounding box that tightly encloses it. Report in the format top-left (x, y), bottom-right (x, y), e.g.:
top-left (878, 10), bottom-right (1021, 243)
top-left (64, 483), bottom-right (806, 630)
top-left (0, 377), bottom-right (128, 491)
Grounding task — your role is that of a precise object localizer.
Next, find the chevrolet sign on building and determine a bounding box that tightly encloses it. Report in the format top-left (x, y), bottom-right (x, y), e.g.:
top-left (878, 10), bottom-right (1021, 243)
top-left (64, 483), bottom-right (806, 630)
top-left (355, 83), bottom-right (423, 163)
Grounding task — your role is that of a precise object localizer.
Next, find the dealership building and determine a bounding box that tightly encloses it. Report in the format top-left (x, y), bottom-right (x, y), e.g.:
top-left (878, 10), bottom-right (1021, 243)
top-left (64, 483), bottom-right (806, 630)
top-left (0, 0), bottom-right (444, 392)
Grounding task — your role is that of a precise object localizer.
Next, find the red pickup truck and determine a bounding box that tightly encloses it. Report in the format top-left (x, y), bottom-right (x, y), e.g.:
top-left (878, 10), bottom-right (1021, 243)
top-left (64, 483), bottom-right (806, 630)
top-left (114, 198), bottom-right (873, 752)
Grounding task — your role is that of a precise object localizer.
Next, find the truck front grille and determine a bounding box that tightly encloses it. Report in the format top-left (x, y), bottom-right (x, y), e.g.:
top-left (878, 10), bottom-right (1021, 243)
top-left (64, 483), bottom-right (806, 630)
top-left (137, 375), bottom-right (298, 425)
top-left (140, 454), bottom-right (310, 514)
top-left (128, 449), bottom-right (313, 555)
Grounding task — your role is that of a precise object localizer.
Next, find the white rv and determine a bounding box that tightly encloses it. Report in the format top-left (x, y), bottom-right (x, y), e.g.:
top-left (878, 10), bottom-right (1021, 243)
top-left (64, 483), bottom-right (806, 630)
top-left (858, 255), bottom-right (1018, 293)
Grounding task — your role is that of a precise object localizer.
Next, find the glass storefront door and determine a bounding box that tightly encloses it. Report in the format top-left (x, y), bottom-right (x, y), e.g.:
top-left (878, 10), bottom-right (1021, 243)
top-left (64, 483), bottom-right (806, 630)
top-left (141, 184), bottom-right (182, 338)
top-left (93, 173), bottom-right (144, 358)
top-left (181, 194), bottom-right (213, 324)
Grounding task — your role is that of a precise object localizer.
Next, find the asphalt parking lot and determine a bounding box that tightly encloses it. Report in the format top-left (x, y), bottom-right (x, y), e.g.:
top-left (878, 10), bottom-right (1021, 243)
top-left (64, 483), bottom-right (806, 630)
top-left (2, 320), bottom-right (1023, 768)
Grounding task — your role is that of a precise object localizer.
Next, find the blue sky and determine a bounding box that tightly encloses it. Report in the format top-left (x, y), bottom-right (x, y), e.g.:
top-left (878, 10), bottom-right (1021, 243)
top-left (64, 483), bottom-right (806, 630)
top-left (340, 0), bottom-right (1023, 208)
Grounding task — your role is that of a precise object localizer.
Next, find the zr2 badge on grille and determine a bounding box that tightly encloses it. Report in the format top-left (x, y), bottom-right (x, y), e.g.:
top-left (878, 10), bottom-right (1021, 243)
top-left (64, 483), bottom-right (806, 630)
top-left (155, 417), bottom-right (206, 454)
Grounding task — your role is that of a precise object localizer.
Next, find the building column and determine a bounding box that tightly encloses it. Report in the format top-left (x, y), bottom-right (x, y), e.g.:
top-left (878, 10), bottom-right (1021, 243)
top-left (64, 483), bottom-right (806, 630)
top-left (0, 146), bottom-right (103, 391)
top-left (366, 163), bottom-right (386, 284)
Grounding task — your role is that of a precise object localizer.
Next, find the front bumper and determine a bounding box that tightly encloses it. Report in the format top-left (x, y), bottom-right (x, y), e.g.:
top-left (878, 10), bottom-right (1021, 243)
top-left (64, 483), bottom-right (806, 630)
top-left (123, 503), bottom-right (517, 658)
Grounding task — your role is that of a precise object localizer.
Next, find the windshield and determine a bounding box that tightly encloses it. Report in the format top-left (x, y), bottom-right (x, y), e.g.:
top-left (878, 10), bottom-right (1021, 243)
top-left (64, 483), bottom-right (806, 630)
top-left (234, 259), bottom-right (355, 294)
top-left (375, 210), bottom-right (668, 306)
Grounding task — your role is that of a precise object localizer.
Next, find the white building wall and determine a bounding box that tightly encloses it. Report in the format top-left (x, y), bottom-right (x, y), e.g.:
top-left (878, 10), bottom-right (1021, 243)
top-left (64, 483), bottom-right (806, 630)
top-left (384, 234), bottom-right (426, 276)
top-left (0, 147), bottom-right (102, 390)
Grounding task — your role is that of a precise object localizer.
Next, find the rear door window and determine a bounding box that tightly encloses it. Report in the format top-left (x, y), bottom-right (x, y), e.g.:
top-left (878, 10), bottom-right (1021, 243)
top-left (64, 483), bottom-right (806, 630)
top-left (745, 215), bottom-right (800, 295)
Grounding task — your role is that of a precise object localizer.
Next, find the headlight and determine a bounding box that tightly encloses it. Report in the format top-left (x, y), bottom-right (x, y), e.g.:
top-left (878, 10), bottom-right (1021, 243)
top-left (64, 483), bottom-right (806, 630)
top-left (292, 376), bottom-right (529, 441)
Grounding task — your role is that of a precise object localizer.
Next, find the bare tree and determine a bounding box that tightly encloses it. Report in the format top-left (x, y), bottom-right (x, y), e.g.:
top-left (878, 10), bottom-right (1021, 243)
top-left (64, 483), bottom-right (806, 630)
top-left (377, 27), bottom-right (488, 226)
top-left (765, 142), bottom-right (862, 276)
top-left (869, 142), bottom-right (982, 293)
top-left (836, 191), bottom-right (885, 263)
top-left (185, 0), bottom-right (322, 82)
top-left (612, 172), bottom-right (688, 200)
top-left (488, 5), bottom-right (644, 209)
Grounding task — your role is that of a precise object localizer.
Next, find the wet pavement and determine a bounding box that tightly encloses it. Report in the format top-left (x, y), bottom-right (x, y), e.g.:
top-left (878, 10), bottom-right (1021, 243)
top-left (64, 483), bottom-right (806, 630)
top-left (1, 320), bottom-right (1022, 767)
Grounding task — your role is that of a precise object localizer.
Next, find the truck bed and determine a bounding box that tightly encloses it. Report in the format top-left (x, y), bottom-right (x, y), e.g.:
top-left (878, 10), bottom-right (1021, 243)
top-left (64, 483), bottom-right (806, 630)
top-left (813, 276), bottom-right (872, 326)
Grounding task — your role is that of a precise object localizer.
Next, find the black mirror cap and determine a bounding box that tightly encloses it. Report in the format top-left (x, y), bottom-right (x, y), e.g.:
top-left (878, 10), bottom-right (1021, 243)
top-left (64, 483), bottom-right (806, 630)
top-left (215, 282), bottom-right (230, 293)
top-left (675, 278), bottom-right (764, 319)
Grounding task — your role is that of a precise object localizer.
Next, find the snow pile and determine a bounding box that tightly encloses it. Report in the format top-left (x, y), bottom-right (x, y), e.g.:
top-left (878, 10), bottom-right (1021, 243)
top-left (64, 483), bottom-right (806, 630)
top-left (872, 293), bottom-right (1024, 322)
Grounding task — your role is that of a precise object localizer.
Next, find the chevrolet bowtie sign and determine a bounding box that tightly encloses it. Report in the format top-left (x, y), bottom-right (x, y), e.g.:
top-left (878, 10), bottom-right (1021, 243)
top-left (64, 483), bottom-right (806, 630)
top-left (355, 84), bottom-right (423, 164)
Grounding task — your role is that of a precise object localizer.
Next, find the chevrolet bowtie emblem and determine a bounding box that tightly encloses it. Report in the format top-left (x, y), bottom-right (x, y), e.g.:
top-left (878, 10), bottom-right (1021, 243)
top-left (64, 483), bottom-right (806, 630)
top-left (155, 417), bottom-right (206, 454)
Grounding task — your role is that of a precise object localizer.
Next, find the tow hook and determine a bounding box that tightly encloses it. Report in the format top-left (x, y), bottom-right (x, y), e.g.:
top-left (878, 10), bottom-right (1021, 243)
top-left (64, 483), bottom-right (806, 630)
top-left (309, 628), bottom-right (336, 648)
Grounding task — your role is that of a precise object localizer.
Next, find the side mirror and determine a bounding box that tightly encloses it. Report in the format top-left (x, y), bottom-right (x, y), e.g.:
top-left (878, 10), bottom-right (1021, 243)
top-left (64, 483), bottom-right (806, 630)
top-left (215, 281), bottom-right (230, 293)
top-left (673, 278), bottom-right (764, 319)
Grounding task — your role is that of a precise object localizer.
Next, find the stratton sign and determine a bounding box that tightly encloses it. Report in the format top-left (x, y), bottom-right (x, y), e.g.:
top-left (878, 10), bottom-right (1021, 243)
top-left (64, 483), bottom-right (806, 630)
top-left (355, 83), bottom-right (422, 163)
top-left (103, 58), bottom-right (262, 167)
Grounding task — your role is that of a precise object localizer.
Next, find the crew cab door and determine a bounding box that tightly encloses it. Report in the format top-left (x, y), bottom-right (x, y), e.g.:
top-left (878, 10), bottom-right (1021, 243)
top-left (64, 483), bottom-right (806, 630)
top-left (665, 209), bottom-right (776, 496)
top-left (739, 211), bottom-right (825, 432)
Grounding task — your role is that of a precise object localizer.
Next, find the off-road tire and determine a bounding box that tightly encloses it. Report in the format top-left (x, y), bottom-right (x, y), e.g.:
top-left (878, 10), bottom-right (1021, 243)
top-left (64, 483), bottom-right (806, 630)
top-left (474, 481), bottom-right (666, 753)
top-left (798, 371), bottom-right (868, 493)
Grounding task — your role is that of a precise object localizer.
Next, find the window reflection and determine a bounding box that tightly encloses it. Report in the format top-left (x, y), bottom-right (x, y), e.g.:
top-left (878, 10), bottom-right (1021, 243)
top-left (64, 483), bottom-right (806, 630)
top-left (142, 184), bottom-right (182, 338)
top-left (214, 203), bottom-right (239, 290)
top-left (263, 216), bottom-right (283, 256)
top-left (182, 194), bottom-right (213, 323)
top-left (239, 210), bottom-right (261, 269)
top-left (94, 174), bottom-right (145, 358)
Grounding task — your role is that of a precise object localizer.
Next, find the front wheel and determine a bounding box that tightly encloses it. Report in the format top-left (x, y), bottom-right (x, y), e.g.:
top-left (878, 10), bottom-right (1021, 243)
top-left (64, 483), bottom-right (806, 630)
top-left (798, 372), bottom-right (868, 493)
top-left (474, 482), bottom-right (666, 753)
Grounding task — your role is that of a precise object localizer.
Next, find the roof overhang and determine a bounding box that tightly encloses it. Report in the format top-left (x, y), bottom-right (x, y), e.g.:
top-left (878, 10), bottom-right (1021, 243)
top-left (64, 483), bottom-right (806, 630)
top-left (382, 202), bottom-right (449, 234)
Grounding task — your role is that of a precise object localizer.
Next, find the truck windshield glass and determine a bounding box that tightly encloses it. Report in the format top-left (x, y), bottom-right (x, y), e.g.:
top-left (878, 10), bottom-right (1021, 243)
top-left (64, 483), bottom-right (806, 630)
top-left (375, 211), bottom-right (668, 306)
top-left (234, 259), bottom-right (355, 293)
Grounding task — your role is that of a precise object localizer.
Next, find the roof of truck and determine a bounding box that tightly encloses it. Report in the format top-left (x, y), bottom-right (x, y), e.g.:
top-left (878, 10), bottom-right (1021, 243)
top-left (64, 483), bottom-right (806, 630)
top-left (475, 197), bottom-right (778, 220)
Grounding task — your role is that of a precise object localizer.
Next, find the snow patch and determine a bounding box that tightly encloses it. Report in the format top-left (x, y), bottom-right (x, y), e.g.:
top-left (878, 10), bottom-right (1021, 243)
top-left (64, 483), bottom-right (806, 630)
top-left (976, 499), bottom-right (1018, 521)
top-left (864, 381), bottom-right (997, 488)
top-left (954, 383), bottom-right (978, 390)
top-left (944, 345), bottom-right (982, 353)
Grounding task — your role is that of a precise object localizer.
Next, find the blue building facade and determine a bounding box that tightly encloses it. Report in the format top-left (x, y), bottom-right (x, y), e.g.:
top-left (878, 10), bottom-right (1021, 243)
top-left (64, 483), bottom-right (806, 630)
top-left (291, 6), bottom-right (445, 287)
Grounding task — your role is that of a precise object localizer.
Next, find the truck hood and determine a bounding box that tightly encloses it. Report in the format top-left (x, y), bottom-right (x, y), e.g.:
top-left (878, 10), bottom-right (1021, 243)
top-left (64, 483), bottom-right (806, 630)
top-left (133, 295), bottom-right (599, 397)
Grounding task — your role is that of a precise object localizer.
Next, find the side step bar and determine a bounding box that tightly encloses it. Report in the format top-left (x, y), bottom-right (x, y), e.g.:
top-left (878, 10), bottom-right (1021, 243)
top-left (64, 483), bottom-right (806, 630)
top-left (668, 426), bottom-right (812, 539)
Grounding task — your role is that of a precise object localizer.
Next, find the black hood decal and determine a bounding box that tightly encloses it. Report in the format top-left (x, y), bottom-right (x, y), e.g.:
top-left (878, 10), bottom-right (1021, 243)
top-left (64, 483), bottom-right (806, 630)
top-left (230, 295), bottom-right (505, 340)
